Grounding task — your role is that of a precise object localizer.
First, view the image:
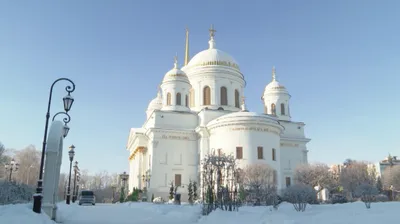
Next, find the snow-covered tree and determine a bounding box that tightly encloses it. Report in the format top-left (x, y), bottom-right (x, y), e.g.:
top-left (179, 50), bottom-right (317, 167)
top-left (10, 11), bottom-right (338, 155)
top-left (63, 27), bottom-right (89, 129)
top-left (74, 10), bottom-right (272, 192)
top-left (354, 183), bottom-right (379, 209)
top-left (340, 161), bottom-right (375, 199)
top-left (243, 164), bottom-right (277, 205)
top-left (294, 163), bottom-right (334, 194)
top-left (13, 145), bottom-right (40, 186)
top-left (282, 184), bottom-right (316, 212)
top-left (169, 181), bottom-right (174, 200)
top-left (193, 181), bottom-right (198, 201)
top-left (187, 180), bottom-right (193, 204)
top-left (0, 180), bottom-right (34, 205)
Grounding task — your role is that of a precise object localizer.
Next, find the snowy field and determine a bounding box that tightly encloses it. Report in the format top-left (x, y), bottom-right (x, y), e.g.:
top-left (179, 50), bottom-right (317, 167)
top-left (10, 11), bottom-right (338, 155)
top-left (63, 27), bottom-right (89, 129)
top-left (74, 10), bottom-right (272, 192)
top-left (1, 201), bottom-right (400, 224)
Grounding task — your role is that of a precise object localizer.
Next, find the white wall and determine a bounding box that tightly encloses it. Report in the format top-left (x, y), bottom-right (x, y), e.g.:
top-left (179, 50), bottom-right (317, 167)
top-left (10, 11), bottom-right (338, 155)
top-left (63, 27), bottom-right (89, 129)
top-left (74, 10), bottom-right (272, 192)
top-left (208, 123), bottom-right (283, 189)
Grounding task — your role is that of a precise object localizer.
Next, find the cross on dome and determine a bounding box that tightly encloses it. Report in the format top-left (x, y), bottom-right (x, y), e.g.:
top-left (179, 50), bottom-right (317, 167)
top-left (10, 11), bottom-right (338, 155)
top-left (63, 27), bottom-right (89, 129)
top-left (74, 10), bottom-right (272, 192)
top-left (208, 24), bottom-right (217, 49)
top-left (209, 24), bottom-right (216, 39)
top-left (174, 54), bottom-right (178, 69)
top-left (272, 66), bottom-right (276, 81)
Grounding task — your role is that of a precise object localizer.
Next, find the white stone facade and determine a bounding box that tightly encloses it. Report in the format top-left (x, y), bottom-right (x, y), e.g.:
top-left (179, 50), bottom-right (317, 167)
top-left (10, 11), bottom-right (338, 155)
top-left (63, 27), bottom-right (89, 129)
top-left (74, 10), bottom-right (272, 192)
top-left (126, 28), bottom-right (311, 201)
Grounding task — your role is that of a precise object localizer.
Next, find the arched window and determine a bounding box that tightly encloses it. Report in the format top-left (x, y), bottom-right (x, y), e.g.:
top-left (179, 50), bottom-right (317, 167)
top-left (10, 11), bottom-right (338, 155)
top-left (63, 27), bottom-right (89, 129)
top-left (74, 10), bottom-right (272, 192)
top-left (185, 95), bottom-right (188, 107)
top-left (271, 103), bottom-right (276, 115)
top-left (167, 93), bottom-right (171, 106)
top-left (220, 86), bottom-right (228, 105)
top-left (189, 89), bottom-right (195, 107)
top-left (264, 106), bottom-right (268, 114)
top-left (203, 86), bottom-right (211, 105)
top-left (281, 103), bottom-right (285, 115)
top-left (234, 89), bottom-right (240, 108)
top-left (176, 93), bottom-right (181, 105)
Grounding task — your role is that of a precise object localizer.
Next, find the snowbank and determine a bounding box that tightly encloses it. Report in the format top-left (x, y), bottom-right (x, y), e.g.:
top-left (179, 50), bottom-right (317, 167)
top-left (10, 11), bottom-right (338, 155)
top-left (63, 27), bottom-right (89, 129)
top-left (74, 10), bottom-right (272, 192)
top-left (0, 203), bottom-right (55, 224)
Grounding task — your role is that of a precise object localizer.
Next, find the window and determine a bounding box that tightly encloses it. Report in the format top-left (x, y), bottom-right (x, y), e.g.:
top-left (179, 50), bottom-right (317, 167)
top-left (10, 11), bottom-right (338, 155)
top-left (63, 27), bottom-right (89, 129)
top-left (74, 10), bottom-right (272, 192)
top-left (167, 93), bottom-right (171, 106)
top-left (264, 106), bottom-right (268, 114)
top-left (236, 147), bottom-right (243, 159)
top-left (175, 174), bottom-right (181, 186)
top-left (220, 86), bottom-right (228, 105)
top-left (286, 177), bottom-right (291, 187)
top-left (234, 90), bottom-right (240, 108)
top-left (203, 86), bottom-right (211, 105)
top-left (257, 147), bottom-right (263, 159)
top-left (272, 148), bottom-right (276, 161)
top-left (176, 93), bottom-right (181, 105)
top-left (185, 95), bottom-right (188, 107)
top-left (189, 89), bottom-right (195, 107)
top-left (281, 103), bottom-right (285, 115)
top-left (271, 104), bottom-right (276, 115)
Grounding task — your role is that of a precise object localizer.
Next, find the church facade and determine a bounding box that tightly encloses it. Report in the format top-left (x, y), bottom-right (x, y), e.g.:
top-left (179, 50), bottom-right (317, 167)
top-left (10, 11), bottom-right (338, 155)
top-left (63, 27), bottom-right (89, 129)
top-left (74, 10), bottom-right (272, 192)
top-left (126, 26), bottom-right (310, 200)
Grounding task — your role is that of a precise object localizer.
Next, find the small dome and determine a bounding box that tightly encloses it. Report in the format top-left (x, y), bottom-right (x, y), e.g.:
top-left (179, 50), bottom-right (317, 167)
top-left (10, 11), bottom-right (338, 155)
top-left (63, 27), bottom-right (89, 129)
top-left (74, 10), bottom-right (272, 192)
top-left (162, 57), bottom-right (190, 84)
top-left (147, 91), bottom-right (162, 112)
top-left (263, 67), bottom-right (289, 96)
top-left (207, 111), bottom-right (280, 127)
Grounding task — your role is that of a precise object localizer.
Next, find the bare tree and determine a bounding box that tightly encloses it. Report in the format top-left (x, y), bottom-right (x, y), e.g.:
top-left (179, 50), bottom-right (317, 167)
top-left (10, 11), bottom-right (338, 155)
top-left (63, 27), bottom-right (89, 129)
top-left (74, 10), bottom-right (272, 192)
top-left (294, 163), bottom-right (334, 194)
top-left (282, 184), bottom-right (316, 212)
top-left (382, 165), bottom-right (400, 190)
top-left (12, 145), bottom-right (40, 186)
top-left (243, 164), bottom-right (276, 205)
top-left (340, 161), bottom-right (375, 199)
top-left (354, 183), bottom-right (379, 209)
top-left (0, 142), bottom-right (11, 179)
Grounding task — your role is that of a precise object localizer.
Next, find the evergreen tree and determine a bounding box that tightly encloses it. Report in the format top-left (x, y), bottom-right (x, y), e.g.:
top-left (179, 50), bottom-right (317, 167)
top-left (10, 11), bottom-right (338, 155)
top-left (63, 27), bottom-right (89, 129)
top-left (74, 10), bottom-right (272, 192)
top-left (169, 181), bottom-right (174, 200)
top-left (119, 187), bottom-right (125, 203)
top-left (151, 193), bottom-right (155, 202)
top-left (376, 176), bottom-right (383, 193)
top-left (193, 181), bottom-right (198, 201)
top-left (188, 180), bottom-right (193, 204)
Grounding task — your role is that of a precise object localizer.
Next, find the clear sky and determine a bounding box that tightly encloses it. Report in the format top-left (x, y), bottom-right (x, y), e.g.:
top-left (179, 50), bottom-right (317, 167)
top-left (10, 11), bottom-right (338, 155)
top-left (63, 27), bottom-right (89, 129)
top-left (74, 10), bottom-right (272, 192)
top-left (1, 0), bottom-right (399, 175)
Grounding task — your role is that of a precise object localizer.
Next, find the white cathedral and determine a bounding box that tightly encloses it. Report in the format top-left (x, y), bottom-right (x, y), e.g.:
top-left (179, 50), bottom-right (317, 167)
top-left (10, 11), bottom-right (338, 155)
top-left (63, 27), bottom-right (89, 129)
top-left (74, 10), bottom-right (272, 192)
top-left (126, 26), bottom-right (311, 200)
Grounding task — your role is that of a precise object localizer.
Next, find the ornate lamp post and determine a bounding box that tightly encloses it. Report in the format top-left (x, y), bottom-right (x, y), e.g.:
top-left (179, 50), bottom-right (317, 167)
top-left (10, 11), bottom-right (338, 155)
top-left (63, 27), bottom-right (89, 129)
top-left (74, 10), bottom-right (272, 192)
top-left (72, 161), bottom-right (80, 203)
top-left (141, 170), bottom-right (151, 189)
top-left (119, 172), bottom-right (129, 201)
top-left (5, 158), bottom-right (19, 182)
top-left (66, 145), bottom-right (75, 204)
top-left (33, 78), bottom-right (75, 213)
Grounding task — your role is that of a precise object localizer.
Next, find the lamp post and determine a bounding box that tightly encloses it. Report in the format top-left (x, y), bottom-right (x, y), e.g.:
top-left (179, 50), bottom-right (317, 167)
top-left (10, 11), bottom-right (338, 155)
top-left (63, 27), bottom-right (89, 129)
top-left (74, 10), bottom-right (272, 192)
top-left (33, 78), bottom-right (75, 214)
top-left (119, 172), bottom-right (129, 201)
top-left (66, 145), bottom-right (75, 205)
top-left (141, 170), bottom-right (151, 189)
top-left (72, 161), bottom-right (80, 203)
top-left (5, 158), bottom-right (19, 182)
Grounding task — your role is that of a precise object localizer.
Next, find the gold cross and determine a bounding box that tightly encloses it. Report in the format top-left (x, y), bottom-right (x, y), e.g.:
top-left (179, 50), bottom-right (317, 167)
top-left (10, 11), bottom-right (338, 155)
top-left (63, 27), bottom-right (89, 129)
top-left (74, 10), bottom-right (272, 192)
top-left (209, 24), bottom-right (216, 38)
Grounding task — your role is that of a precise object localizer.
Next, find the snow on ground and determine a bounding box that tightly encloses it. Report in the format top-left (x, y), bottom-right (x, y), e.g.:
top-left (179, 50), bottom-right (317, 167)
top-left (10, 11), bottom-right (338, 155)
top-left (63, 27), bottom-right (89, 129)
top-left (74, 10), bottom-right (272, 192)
top-left (1, 201), bottom-right (400, 224)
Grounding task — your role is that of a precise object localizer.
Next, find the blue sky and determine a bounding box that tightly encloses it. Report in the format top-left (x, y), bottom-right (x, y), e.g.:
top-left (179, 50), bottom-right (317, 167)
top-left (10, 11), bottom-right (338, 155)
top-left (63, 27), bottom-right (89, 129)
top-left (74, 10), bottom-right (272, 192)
top-left (1, 0), bottom-right (399, 175)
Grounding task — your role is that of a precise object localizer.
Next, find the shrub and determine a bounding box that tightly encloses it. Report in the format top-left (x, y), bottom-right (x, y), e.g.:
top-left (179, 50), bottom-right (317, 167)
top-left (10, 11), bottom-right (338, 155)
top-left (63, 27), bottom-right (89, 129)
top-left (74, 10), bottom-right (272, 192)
top-left (0, 181), bottom-right (34, 205)
top-left (153, 196), bottom-right (165, 204)
top-left (354, 183), bottom-right (379, 209)
top-left (282, 184), bottom-right (316, 212)
top-left (375, 194), bottom-right (389, 202)
top-left (331, 194), bottom-right (348, 204)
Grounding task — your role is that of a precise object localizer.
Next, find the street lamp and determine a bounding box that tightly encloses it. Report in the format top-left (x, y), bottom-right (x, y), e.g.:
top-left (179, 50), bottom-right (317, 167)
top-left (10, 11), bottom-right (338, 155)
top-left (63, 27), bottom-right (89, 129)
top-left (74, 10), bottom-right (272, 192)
top-left (5, 158), bottom-right (19, 182)
top-left (119, 172), bottom-right (129, 201)
top-left (33, 78), bottom-right (76, 214)
top-left (66, 145), bottom-right (75, 205)
top-left (141, 170), bottom-right (151, 189)
top-left (72, 161), bottom-right (80, 203)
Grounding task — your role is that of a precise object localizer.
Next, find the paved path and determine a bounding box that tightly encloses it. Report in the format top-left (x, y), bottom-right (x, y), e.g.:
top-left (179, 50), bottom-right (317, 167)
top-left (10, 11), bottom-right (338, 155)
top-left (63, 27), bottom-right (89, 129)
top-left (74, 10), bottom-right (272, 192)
top-left (56, 203), bottom-right (201, 224)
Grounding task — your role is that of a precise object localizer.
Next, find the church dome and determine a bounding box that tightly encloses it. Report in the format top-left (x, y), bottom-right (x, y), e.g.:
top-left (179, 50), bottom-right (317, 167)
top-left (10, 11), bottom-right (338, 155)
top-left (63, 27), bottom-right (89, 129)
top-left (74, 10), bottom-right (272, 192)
top-left (162, 58), bottom-right (190, 84)
top-left (262, 67), bottom-right (289, 98)
top-left (185, 30), bottom-right (240, 71)
top-left (207, 110), bottom-right (281, 128)
top-left (147, 91), bottom-right (162, 111)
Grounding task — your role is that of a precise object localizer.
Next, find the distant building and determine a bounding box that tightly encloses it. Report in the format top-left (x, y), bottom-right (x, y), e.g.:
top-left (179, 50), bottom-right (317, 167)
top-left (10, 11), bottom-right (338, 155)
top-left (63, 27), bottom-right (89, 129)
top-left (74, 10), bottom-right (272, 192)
top-left (376, 154), bottom-right (400, 177)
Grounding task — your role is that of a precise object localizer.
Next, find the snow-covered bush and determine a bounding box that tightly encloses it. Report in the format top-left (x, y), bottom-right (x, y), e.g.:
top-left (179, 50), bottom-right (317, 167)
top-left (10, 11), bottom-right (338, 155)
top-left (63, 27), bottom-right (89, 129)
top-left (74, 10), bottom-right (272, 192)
top-left (375, 194), bottom-right (389, 202)
top-left (355, 183), bottom-right (379, 209)
top-left (152, 196), bottom-right (165, 204)
top-left (282, 184), bottom-right (316, 212)
top-left (194, 199), bottom-right (202, 205)
top-left (0, 180), bottom-right (34, 205)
